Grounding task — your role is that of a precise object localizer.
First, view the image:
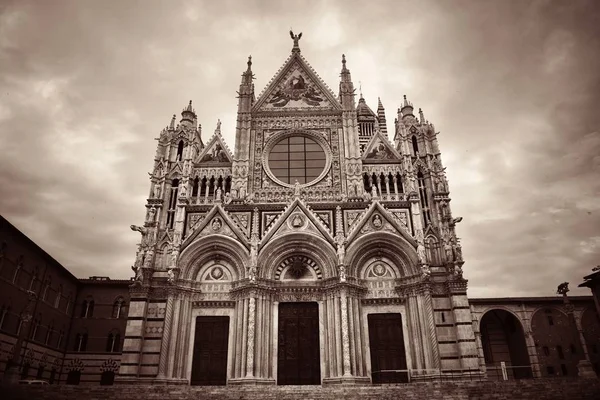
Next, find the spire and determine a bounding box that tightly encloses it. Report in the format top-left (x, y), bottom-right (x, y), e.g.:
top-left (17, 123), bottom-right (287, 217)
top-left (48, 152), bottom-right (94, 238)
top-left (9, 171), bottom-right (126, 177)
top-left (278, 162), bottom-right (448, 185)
top-left (359, 81), bottom-right (363, 99)
top-left (339, 54), bottom-right (355, 109)
top-left (241, 55), bottom-right (254, 85)
top-left (377, 97), bottom-right (387, 134)
top-left (169, 114), bottom-right (176, 130)
top-left (400, 94), bottom-right (414, 119)
top-left (419, 108), bottom-right (425, 124)
top-left (290, 29), bottom-right (302, 53)
top-left (180, 100), bottom-right (196, 127)
top-left (214, 119), bottom-right (221, 136)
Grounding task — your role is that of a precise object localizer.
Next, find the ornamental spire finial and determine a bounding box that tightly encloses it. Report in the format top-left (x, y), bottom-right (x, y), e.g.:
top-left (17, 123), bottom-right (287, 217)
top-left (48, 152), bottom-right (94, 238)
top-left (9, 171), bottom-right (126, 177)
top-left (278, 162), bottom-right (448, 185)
top-left (289, 29), bottom-right (302, 53)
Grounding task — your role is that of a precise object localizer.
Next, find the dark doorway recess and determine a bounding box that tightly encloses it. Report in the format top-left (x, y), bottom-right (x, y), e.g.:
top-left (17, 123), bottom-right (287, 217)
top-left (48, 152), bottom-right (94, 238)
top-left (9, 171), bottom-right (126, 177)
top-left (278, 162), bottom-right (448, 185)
top-left (277, 302), bottom-right (321, 385)
top-left (481, 309), bottom-right (532, 379)
top-left (191, 316), bottom-right (229, 385)
top-left (368, 313), bottom-right (408, 383)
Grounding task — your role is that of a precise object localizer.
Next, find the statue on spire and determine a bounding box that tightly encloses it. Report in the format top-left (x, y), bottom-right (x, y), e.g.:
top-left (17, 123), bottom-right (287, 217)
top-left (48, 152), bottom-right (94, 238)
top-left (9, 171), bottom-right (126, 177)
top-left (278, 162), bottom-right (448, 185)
top-left (290, 29), bottom-right (302, 52)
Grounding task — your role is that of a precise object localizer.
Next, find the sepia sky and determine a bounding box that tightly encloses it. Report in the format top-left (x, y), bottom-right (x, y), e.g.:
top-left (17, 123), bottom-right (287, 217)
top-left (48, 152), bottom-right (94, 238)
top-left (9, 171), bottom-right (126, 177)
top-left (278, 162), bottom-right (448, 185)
top-left (1, 0), bottom-right (599, 297)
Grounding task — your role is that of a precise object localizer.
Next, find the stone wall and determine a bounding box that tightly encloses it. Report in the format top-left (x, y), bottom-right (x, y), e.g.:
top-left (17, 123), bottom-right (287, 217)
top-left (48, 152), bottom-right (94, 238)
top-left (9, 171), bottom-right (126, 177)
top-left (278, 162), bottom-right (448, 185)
top-left (3, 378), bottom-right (600, 400)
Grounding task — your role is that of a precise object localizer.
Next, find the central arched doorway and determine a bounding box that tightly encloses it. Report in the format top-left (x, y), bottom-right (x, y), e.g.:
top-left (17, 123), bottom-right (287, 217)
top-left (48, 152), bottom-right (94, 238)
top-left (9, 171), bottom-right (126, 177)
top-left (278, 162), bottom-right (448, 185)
top-left (480, 309), bottom-right (531, 379)
top-left (277, 302), bottom-right (321, 385)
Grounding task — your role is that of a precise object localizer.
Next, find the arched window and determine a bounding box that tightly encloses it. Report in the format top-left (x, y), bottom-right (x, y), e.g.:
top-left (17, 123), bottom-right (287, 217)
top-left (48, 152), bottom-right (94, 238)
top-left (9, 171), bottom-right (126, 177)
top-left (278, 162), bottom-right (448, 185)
top-left (42, 278), bottom-right (51, 301)
top-left (112, 298), bottom-right (126, 319)
top-left (225, 176), bottom-right (232, 193)
top-left (176, 140), bottom-right (184, 161)
top-left (396, 172), bottom-right (404, 193)
top-left (13, 255), bottom-right (23, 284)
top-left (166, 179), bottom-right (179, 229)
top-left (200, 177), bottom-right (207, 196)
top-left (363, 173), bottom-right (371, 193)
top-left (418, 171), bottom-right (431, 226)
top-left (80, 299), bottom-right (94, 318)
top-left (411, 136), bottom-right (419, 156)
top-left (106, 331), bottom-right (121, 352)
top-left (74, 332), bottom-right (88, 352)
top-left (192, 177), bottom-right (199, 197)
top-left (54, 285), bottom-right (62, 308)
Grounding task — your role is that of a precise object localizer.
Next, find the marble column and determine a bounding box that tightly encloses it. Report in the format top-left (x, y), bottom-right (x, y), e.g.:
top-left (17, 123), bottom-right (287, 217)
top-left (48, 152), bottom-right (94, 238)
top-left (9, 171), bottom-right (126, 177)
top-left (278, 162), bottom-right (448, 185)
top-left (157, 294), bottom-right (175, 378)
top-left (245, 297), bottom-right (256, 378)
top-left (340, 292), bottom-right (352, 377)
top-left (166, 295), bottom-right (181, 377)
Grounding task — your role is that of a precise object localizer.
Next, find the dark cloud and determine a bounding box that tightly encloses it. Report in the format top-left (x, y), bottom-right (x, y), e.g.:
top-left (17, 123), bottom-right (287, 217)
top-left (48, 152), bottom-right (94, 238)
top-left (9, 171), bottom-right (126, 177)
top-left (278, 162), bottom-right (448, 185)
top-left (0, 0), bottom-right (598, 296)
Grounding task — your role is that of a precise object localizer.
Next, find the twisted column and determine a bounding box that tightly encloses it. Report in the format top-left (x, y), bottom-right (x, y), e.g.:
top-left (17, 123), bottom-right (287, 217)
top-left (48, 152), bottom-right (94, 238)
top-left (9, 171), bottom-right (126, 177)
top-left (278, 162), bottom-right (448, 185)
top-left (424, 290), bottom-right (440, 369)
top-left (157, 294), bottom-right (175, 378)
top-left (245, 297), bottom-right (256, 378)
top-left (340, 293), bottom-right (352, 376)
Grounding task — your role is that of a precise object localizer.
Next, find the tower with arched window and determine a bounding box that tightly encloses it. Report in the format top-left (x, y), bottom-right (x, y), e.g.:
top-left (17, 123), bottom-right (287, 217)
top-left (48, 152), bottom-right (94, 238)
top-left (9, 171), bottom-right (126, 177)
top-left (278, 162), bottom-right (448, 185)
top-left (119, 32), bottom-right (476, 386)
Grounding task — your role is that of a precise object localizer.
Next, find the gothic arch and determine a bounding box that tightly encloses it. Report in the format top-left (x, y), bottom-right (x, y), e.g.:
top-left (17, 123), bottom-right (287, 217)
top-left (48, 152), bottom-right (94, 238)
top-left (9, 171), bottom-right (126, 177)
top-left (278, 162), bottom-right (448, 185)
top-left (346, 231), bottom-right (418, 278)
top-left (258, 232), bottom-right (336, 280)
top-left (179, 235), bottom-right (247, 281)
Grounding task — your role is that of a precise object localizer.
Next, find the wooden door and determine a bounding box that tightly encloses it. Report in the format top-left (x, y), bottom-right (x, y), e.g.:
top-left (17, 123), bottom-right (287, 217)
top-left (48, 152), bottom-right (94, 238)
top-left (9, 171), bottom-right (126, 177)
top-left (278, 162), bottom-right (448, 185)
top-left (191, 316), bottom-right (229, 385)
top-left (277, 302), bottom-right (321, 385)
top-left (368, 313), bottom-right (408, 383)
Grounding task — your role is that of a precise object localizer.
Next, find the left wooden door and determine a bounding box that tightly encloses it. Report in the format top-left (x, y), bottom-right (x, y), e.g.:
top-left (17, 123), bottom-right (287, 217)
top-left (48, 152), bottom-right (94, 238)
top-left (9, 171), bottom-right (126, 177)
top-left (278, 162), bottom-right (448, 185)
top-left (191, 316), bottom-right (229, 385)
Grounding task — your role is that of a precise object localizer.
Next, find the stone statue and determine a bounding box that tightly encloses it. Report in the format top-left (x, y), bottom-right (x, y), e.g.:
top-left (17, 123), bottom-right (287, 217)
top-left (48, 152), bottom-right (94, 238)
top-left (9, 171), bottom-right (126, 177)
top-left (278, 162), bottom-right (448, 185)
top-left (289, 30), bottom-right (302, 48)
top-left (408, 174), bottom-right (417, 193)
top-left (336, 243), bottom-right (345, 266)
top-left (250, 242), bottom-right (258, 269)
top-left (134, 248), bottom-right (144, 268)
top-left (293, 180), bottom-right (301, 197)
top-left (216, 187), bottom-right (222, 201)
top-left (371, 185), bottom-right (378, 198)
top-left (372, 215), bottom-right (383, 229)
top-left (249, 266), bottom-right (257, 283)
top-left (557, 282), bottom-right (570, 295)
top-left (170, 248), bottom-right (179, 268)
top-left (179, 184), bottom-right (187, 197)
top-left (167, 268), bottom-right (175, 284)
top-left (131, 265), bottom-right (143, 283)
top-left (454, 264), bottom-right (463, 277)
top-left (453, 242), bottom-right (463, 262)
top-left (147, 206), bottom-right (156, 223)
top-left (417, 243), bottom-right (427, 264)
top-left (421, 264), bottom-right (431, 278)
top-left (224, 191), bottom-right (232, 204)
top-left (444, 239), bottom-right (454, 263)
top-left (153, 184), bottom-right (161, 198)
top-left (339, 265), bottom-right (347, 282)
top-left (143, 250), bottom-right (154, 269)
top-left (211, 218), bottom-right (222, 231)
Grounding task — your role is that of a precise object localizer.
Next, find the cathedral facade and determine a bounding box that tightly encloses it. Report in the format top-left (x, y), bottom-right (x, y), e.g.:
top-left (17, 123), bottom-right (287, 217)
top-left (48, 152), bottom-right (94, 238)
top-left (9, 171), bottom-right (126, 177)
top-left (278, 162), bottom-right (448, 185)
top-left (118, 34), bottom-right (479, 385)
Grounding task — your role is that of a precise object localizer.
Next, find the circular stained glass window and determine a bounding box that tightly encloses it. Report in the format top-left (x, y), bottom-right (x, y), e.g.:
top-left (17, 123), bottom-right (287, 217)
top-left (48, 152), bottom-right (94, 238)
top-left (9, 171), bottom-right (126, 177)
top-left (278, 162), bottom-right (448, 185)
top-left (268, 136), bottom-right (326, 185)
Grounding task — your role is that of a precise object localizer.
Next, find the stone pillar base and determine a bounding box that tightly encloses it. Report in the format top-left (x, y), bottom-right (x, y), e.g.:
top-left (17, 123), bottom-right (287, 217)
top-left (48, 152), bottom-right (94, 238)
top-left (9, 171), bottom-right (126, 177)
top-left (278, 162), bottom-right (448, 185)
top-left (577, 360), bottom-right (598, 379)
top-left (228, 378), bottom-right (276, 385)
top-left (322, 376), bottom-right (371, 385)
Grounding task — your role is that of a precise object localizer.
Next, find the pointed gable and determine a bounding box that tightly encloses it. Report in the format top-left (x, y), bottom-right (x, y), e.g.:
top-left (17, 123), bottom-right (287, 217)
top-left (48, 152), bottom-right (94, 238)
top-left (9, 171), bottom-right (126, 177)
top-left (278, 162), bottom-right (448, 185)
top-left (260, 198), bottom-right (335, 248)
top-left (361, 131), bottom-right (402, 163)
top-left (346, 201), bottom-right (416, 248)
top-left (253, 53), bottom-right (342, 112)
top-left (181, 204), bottom-right (249, 251)
top-left (196, 129), bottom-right (233, 165)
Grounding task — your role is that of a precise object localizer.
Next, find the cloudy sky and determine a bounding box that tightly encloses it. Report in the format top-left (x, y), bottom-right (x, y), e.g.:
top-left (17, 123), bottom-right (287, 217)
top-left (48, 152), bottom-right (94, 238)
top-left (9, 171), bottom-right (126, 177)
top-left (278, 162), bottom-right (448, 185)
top-left (1, 0), bottom-right (599, 297)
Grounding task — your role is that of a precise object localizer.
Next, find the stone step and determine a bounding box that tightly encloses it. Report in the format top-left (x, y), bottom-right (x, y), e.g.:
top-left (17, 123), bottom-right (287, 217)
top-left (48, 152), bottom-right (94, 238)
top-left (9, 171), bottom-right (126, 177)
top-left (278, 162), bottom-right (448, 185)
top-left (2, 379), bottom-right (600, 400)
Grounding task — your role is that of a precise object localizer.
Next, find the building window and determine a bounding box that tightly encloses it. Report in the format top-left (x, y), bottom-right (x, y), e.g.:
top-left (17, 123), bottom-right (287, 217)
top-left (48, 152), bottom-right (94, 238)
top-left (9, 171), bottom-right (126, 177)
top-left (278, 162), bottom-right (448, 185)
top-left (42, 280), bottom-right (50, 301)
top-left (80, 299), bottom-right (94, 318)
top-left (556, 345), bottom-right (564, 359)
top-left (100, 371), bottom-right (115, 386)
top-left (21, 363), bottom-right (30, 379)
top-left (54, 286), bottom-right (62, 308)
top-left (30, 316), bottom-right (41, 341)
top-left (546, 365), bottom-right (555, 375)
top-left (0, 305), bottom-right (8, 331)
top-left (112, 298), bottom-right (125, 319)
top-left (16, 316), bottom-right (23, 335)
top-left (560, 364), bottom-right (568, 376)
top-left (106, 332), bottom-right (121, 353)
top-left (66, 370), bottom-right (81, 385)
top-left (543, 346), bottom-right (550, 356)
top-left (166, 179), bottom-right (179, 229)
top-left (45, 325), bottom-right (54, 346)
top-left (176, 140), bottom-right (184, 161)
top-left (36, 365), bottom-right (45, 379)
top-left (74, 333), bottom-right (88, 352)
top-left (49, 368), bottom-right (56, 384)
top-left (267, 136), bottom-right (326, 185)
top-left (28, 269), bottom-right (38, 291)
top-left (411, 136), bottom-right (419, 155)
top-left (570, 344), bottom-right (577, 354)
top-left (441, 312), bottom-right (445, 323)
top-left (57, 329), bottom-right (64, 349)
top-left (417, 171), bottom-right (431, 226)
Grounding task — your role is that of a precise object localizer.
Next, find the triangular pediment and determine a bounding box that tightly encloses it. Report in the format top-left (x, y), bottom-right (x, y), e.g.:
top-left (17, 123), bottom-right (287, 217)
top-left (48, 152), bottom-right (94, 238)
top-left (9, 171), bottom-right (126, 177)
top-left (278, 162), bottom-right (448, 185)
top-left (181, 204), bottom-right (249, 251)
top-left (260, 198), bottom-right (335, 247)
top-left (361, 131), bottom-right (402, 163)
top-left (196, 131), bottom-right (233, 165)
top-left (346, 201), bottom-right (416, 247)
top-left (253, 53), bottom-right (342, 112)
